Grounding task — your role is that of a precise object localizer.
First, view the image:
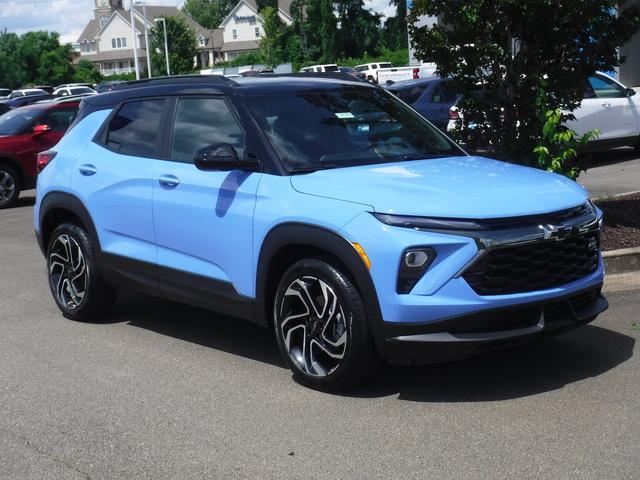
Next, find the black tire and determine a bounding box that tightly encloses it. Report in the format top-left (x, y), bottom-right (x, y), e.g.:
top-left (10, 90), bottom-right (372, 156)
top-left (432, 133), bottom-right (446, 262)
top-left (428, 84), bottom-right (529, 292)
top-left (0, 164), bottom-right (20, 209)
top-left (273, 258), bottom-right (379, 391)
top-left (367, 75), bottom-right (377, 84)
top-left (46, 222), bottom-right (116, 322)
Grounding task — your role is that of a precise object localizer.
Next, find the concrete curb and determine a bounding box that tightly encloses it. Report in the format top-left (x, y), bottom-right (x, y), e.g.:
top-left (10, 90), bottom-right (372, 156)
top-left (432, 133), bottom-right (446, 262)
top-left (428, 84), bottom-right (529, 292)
top-left (603, 247), bottom-right (640, 275)
top-left (593, 190), bottom-right (640, 201)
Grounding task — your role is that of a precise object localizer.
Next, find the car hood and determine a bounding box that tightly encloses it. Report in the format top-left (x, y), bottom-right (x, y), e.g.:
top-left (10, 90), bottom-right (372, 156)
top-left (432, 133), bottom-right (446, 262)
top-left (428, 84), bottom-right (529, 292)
top-left (290, 156), bottom-right (588, 218)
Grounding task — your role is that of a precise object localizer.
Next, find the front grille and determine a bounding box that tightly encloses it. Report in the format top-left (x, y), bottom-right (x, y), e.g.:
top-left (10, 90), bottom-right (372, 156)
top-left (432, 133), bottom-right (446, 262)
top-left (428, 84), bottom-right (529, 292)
top-left (463, 232), bottom-right (600, 296)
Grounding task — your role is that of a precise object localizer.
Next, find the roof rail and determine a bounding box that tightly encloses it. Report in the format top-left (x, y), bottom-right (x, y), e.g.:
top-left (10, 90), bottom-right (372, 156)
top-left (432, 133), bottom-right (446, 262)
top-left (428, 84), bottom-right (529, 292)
top-left (112, 74), bottom-right (237, 91)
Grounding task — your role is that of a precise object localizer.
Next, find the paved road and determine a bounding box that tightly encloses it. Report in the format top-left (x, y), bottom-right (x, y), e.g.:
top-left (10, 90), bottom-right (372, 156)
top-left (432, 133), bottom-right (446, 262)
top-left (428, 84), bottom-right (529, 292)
top-left (579, 148), bottom-right (640, 198)
top-left (1, 195), bottom-right (639, 479)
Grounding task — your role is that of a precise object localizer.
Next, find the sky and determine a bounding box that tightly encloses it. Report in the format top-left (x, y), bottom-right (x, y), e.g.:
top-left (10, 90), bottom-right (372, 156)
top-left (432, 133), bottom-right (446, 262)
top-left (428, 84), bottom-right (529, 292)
top-left (0, 0), bottom-right (396, 45)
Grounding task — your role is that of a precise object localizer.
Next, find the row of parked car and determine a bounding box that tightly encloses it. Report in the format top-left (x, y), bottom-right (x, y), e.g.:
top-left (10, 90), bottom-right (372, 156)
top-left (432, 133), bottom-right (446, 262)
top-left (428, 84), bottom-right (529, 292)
top-left (382, 72), bottom-right (640, 153)
top-left (300, 62), bottom-right (438, 84)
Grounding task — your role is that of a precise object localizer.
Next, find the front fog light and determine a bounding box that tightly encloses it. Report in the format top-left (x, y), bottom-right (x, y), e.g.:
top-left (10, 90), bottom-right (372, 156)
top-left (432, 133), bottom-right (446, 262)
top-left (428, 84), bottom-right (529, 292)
top-left (397, 247), bottom-right (436, 294)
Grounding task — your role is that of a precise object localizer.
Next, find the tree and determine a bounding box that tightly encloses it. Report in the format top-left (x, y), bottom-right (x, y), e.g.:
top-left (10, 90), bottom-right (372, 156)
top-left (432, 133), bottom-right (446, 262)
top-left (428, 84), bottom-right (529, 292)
top-left (382, 0), bottom-right (407, 51)
top-left (409, 1), bottom-right (640, 175)
top-left (259, 6), bottom-right (285, 67)
top-left (183, 0), bottom-right (233, 29)
top-left (150, 16), bottom-right (197, 75)
top-left (335, 0), bottom-right (382, 58)
top-left (0, 31), bottom-right (27, 88)
top-left (36, 44), bottom-right (75, 86)
top-left (74, 59), bottom-right (102, 84)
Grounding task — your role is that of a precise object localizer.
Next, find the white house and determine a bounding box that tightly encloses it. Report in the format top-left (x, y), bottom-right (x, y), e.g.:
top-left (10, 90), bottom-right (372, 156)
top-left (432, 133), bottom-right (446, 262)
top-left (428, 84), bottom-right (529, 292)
top-left (219, 0), bottom-right (293, 61)
top-left (77, 0), bottom-right (294, 76)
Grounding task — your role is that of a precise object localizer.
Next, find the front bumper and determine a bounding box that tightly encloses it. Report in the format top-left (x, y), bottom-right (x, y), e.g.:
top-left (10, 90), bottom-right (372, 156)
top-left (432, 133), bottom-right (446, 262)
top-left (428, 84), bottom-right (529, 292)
top-left (375, 285), bottom-right (608, 364)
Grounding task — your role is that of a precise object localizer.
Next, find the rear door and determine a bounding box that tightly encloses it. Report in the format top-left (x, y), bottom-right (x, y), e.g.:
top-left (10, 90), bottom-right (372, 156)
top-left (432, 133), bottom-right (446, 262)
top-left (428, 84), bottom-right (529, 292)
top-left (151, 96), bottom-right (262, 313)
top-left (71, 98), bottom-right (166, 293)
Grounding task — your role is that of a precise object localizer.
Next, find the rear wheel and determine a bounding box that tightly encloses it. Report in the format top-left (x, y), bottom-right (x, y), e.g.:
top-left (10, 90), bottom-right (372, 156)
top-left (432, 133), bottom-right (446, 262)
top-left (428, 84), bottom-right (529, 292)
top-left (0, 165), bottom-right (19, 209)
top-left (47, 223), bottom-right (116, 321)
top-left (273, 258), bottom-right (379, 391)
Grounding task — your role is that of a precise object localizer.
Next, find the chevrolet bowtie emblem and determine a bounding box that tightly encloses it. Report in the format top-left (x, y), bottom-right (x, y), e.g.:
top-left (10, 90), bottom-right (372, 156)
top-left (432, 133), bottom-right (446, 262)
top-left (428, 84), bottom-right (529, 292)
top-left (539, 224), bottom-right (573, 240)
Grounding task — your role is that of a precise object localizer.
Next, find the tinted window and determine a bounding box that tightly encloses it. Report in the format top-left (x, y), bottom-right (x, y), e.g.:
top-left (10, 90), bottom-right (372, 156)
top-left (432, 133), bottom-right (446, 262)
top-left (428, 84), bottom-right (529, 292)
top-left (107, 99), bottom-right (165, 156)
top-left (171, 97), bottom-right (245, 163)
top-left (431, 83), bottom-right (458, 103)
top-left (379, 63), bottom-right (392, 69)
top-left (38, 106), bottom-right (79, 132)
top-left (324, 65), bottom-right (339, 72)
top-left (248, 87), bottom-right (460, 172)
top-left (588, 75), bottom-right (625, 98)
top-left (396, 84), bottom-right (429, 104)
top-left (70, 87), bottom-right (94, 95)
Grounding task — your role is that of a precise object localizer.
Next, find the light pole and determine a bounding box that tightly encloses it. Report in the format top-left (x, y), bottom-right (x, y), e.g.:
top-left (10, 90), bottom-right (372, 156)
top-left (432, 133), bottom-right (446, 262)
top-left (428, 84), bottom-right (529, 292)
top-left (154, 18), bottom-right (170, 76)
top-left (130, 0), bottom-right (140, 79)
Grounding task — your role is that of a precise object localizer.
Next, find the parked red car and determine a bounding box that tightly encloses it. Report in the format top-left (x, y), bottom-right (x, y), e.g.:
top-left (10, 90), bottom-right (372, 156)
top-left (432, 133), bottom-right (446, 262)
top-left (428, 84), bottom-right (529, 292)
top-left (0, 99), bottom-right (79, 208)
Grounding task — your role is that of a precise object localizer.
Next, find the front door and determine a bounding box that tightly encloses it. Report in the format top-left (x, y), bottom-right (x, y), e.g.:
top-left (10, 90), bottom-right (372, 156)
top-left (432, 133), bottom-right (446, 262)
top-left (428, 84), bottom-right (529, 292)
top-left (571, 74), bottom-right (639, 141)
top-left (152, 96), bottom-right (261, 316)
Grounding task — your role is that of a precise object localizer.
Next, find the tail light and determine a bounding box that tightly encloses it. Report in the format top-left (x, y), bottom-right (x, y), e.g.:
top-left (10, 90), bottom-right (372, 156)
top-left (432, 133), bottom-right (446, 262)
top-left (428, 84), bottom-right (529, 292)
top-left (412, 68), bottom-right (419, 79)
top-left (449, 108), bottom-right (460, 120)
top-left (37, 150), bottom-right (57, 173)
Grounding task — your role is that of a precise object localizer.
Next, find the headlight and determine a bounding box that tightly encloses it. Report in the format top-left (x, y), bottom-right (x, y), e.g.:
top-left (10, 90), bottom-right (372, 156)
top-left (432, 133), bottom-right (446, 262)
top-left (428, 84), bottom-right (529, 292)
top-left (373, 212), bottom-right (484, 231)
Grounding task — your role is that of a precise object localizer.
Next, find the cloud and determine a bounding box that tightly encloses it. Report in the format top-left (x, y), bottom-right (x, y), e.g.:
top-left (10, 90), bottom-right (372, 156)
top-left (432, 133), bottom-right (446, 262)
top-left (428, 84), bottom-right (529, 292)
top-left (0, 0), bottom-right (399, 45)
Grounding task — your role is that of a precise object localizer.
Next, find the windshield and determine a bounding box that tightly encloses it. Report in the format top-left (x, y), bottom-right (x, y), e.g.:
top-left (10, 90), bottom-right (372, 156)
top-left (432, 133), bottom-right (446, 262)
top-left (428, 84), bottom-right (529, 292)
top-left (379, 63), bottom-right (392, 68)
top-left (0, 107), bottom-right (41, 135)
top-left (247, 86), bottom-right (462, 172)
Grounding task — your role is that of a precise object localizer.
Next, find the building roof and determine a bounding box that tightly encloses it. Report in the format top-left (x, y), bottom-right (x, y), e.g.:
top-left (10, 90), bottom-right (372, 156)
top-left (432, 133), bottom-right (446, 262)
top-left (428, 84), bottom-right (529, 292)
top-left (77, 19), bottom-right (99, 42)
top-left (221, 40), bottom-right (261, 53)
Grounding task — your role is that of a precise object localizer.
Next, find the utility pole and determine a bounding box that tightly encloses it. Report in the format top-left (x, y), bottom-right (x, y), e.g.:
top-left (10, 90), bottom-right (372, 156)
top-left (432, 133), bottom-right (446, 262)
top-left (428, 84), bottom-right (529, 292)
top-left (155, 18), bottom-right (171, 76)
top-left (130, 0), bottom-right (140, 79)
top-left (141, 1), bottom-right (152, 78)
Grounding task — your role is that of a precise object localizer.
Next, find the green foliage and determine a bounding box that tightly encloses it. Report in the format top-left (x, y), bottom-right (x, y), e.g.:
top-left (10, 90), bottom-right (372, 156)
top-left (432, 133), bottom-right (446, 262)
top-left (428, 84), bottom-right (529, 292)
top-left (382, 0), bottom-right (407, 51)
top-left (533, 82), bottom-right (599, 179)
top-left (259, 6), bottom-right (285, 67)
top-left (338, 48), bottom-right (408, 68)
top-left (215, 51), bottom-right (264, 68)
top-left (0, 30), bottom-right (75, 88)
top-left (104, 72), bottom-right (137, 81)
top-left (335, 0), bottom-right (382, 58)
top-left (182, 0), bottom-right (233, 29)
top-left (73, 60), bottom-right (102, 84)
top-left (150, 16), bottom-right (197, 76)
top-left (408, 0), bottom-right (640, 174)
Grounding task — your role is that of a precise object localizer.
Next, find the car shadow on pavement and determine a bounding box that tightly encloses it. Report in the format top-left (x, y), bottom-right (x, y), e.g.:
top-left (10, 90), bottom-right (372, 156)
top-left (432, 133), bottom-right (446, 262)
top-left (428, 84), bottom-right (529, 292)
top-left (14, 195), bottom-right (36, 208)
top-left (350, 325), bottom-right (635, 402)
top-left (107, 292), bottom-right (285, 369)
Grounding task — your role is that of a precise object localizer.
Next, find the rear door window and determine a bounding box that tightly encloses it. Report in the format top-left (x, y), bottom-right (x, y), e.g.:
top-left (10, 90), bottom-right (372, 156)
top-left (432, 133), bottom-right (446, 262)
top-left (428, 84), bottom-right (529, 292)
top-left (170, 97), bottom-right (246, 163)
top-left (106, 99), bottom-right (166, 157)
top-left (397, 85), bottom-right (428, 104)
top-left (588, 75), bottom-right (626, 98)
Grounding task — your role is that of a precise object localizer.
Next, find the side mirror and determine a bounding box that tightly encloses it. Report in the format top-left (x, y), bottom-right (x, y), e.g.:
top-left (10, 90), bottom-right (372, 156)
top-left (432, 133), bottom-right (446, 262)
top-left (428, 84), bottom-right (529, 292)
top-left (32, 124), bottom-right (51, 136)
top-left (193, 143), bottom-right (261, 172)
top-left (626, 87), bottom-right (636, 97)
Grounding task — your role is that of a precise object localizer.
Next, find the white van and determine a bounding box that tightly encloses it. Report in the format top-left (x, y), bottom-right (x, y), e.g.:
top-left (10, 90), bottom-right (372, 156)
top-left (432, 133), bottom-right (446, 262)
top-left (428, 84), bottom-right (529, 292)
top-left (299, 64), bottom-right (340, 73)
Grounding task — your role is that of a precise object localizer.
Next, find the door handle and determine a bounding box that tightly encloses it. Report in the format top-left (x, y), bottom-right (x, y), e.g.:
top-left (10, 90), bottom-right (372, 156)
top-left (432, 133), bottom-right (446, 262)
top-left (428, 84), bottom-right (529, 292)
top-left (78, 164), bottom-right (97, 176)
top-left (601, 102), bottom-right (611, 108)
top-left (158, 174), bottom-right (180, 189)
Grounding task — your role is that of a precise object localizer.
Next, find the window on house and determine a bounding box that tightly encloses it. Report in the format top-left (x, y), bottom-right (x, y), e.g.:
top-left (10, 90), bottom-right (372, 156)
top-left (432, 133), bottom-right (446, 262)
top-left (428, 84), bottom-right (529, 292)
top-left (232, 29), bottom-right (237, 40)
top-left (255, 27), bottom-right (261, 38)
top-left (111, 38), bottom-right (116, 48)
top-left (116, 38), bottom-right (122, 48)
top-left (122, 37), bottom-right (127, 48)
top-left (198, 36), bottom-right (206, 47)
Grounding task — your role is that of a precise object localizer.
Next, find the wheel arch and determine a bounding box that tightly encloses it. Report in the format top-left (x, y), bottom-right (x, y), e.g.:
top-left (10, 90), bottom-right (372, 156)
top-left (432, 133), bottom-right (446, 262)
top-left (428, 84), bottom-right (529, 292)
top-left (255, 223), bottom-right (382, 328)
top-left (38, 192), bottom-right (100, 256)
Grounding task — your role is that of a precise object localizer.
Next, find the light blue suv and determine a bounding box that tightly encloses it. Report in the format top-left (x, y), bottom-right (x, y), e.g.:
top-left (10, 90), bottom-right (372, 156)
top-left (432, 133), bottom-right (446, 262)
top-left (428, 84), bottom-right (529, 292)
top-left (34, 75), bottom-right (607, 390)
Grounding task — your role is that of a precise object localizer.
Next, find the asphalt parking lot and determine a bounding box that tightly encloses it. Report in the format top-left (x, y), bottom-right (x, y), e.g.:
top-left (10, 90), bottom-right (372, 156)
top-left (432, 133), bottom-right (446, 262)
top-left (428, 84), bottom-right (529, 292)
top-left (579, 148), bottom-right (640, 198)
top-left (1, 192), bottom-right (639, 480)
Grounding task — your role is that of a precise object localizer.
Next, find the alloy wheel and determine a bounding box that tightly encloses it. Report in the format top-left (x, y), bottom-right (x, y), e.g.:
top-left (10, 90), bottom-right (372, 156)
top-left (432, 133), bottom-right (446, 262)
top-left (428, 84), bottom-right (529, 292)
top-left (0, 170), bottom-right (15, 202)
top-left (277, 275), bottom-right (349, 377)
top-left (48, 234), bottom-right (89, 310)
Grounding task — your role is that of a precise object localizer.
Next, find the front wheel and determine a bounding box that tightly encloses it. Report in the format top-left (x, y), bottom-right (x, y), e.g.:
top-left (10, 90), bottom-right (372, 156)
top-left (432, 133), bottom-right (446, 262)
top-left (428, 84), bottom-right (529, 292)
top-left (47, 223), bottom-right (116, 321)
top-left (273, 258), bottom-right (379, 391)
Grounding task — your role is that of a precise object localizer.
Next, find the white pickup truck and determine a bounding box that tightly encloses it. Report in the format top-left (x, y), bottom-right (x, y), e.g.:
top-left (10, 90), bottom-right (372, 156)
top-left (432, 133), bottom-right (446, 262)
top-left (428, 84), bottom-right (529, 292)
top-left (354, 62), bottom-right (437, 84)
